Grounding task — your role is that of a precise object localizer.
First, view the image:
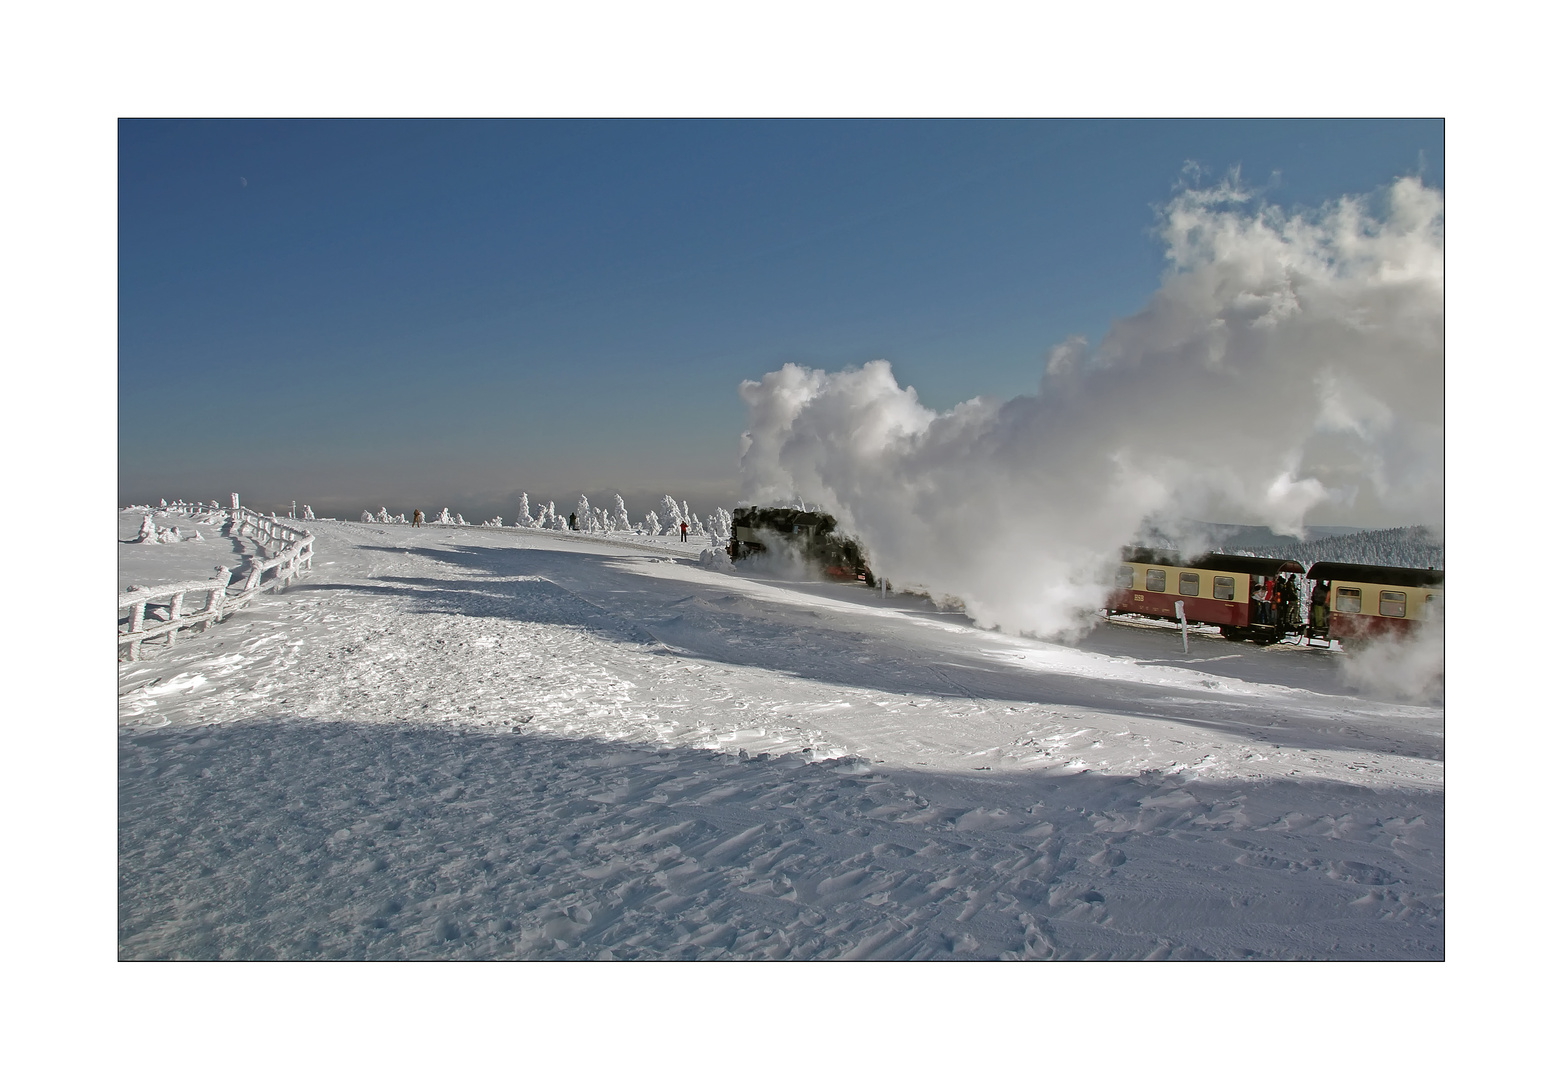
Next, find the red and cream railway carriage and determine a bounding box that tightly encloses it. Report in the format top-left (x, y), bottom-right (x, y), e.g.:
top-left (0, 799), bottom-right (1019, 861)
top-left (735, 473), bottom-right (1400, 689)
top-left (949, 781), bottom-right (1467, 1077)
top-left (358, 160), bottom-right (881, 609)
top-left (1107, 548), bottom-right (1306, 644)
top-left (1304, 561), bottom-right (1443, 642)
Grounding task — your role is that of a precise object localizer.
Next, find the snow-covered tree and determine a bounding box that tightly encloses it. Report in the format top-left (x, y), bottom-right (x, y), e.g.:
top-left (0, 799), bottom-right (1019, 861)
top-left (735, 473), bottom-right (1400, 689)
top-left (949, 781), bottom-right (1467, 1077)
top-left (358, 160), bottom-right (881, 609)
top-left (659, 495), bottom-right (682, 535)
top-left (517, 494), bottom-right (535, 528)
top-left (611, 494), bottom-right (632, 531)
top-left (435, 508), bottom-right (453, 525)
top-left (135, 514), bottom-right (156, 542)
top-left (644, 510), bottom-right (660, 535)
top-left (361, 510), bottom-right (375, 523)
top-left (302, 506), bottom-right (315, 521)
top-left (575, 495), bottom-right (594, 532)
top-left (454, 513), bottom-right (468, 526)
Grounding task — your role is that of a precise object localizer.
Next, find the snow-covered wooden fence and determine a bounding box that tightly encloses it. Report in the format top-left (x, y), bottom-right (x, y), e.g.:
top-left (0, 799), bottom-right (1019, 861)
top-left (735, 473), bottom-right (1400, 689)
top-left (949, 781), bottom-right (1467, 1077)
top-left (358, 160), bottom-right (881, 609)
top-left (119, 573), bottom-right (236, 661)
top-left (119, 507), bottom-right (315, 661)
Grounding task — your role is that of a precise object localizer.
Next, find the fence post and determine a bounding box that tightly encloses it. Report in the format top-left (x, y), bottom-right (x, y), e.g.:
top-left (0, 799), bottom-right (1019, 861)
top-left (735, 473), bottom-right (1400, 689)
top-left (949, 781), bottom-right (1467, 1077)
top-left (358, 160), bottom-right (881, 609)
top-left (167, 590), bottom-right (186, 647)
top-left (206, 567), bottom-right (231, 617)
top-left (125, 587), bottom-right (148, 661)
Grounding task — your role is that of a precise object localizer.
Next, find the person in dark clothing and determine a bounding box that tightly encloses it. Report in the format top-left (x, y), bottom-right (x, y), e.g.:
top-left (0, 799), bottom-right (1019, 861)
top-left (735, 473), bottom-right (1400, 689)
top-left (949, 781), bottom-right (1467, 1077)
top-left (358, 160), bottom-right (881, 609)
top-left (413, 509), bottom-right (423, 527)
top-left (1311, 580), bottom-right (1330, 636)
top-left (569, 512), bottom-right (577, 531)
top-left (679, 520), bottom-right (688, 542)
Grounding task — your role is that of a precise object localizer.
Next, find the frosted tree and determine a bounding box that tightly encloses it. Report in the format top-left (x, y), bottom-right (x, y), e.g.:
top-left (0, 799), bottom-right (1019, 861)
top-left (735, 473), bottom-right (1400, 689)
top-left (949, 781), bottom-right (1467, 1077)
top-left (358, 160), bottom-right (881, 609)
top-left (435, 508), bottom-right (453, 525)
top-left (454, 512), bottom-right (468, 526)
top-left (576, 495), bottom-right (594, 532)
top-left (361, 510), bottom-right (375, 523)
top-left (660, 495), bottom-right (683, 535)
top-left (611, 494), bottom-right (632, 531)
top-left (135, 514), bottom-right (156, 542)
top-left (377, 507), bottom-right (394, 523)
top-left (517, 494), bottom-right (535, 528)
top-left (644, 510), bottom-right (660, 535)
top-left (594, 507), bottom-right (610, 532)
top-left (302, 506), bottom-right (315, 521)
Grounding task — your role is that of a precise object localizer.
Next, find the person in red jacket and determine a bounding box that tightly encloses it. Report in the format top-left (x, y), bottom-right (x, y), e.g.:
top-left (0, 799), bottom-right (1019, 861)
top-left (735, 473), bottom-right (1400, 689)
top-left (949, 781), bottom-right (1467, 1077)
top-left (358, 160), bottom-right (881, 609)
top-left (679, 520), bottom-right (688, 542)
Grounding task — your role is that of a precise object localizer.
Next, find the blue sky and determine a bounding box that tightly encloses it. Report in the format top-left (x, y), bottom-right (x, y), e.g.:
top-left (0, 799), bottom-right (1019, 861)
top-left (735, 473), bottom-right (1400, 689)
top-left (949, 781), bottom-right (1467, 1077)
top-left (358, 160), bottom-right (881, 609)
top-left (119, 119), bottom-right (1443, 520)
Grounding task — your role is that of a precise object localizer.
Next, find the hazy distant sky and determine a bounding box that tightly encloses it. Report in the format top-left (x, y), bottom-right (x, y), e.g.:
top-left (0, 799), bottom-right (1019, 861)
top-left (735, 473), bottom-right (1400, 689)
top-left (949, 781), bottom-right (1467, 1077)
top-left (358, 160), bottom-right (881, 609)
top-left (119, 119), bottom-right (1443, 521)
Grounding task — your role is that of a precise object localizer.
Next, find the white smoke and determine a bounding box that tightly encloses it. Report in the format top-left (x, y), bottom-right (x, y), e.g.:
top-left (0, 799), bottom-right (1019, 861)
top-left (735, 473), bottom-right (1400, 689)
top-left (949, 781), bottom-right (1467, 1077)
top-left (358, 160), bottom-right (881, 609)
top-left (738, 176), bottom-right (1444, 639)
top-left (1339, 608), bottom-right (1445, 703)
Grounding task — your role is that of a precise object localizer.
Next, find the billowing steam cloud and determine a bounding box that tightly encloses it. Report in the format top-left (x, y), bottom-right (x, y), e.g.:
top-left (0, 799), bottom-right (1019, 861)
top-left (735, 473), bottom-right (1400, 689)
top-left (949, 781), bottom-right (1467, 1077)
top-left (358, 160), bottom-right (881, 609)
top-left (738, 176), bottom-right (1444, 639)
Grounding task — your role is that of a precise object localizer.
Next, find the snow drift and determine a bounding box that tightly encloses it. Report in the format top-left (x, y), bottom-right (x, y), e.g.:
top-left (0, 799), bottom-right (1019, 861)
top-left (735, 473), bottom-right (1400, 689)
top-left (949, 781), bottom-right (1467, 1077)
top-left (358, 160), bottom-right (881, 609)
top-left (738, 176), bottom-right (1444, 639)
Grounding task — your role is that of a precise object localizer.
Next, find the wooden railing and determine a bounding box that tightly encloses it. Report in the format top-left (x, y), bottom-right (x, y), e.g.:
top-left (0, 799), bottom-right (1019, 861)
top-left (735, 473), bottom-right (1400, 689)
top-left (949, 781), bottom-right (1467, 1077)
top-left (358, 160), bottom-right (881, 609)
top-left (119, 506), bottom-right (315, 661)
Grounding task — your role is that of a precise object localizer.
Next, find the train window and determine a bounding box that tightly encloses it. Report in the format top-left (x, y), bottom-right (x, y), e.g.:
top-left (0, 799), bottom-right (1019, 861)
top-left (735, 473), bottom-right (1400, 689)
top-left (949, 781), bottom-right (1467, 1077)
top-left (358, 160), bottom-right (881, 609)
top-left (1336, 587), bottom-right (1362, 613)
top-left (1116, 565), bottom-right (1134, 589)
top-left (1379, 590), bottom-right (1407, 618)
top-left (1213, 575), bottom-right (1235, 601)
top-left (1178, 572), bottom-right (1200, 596)
top-left (1145, 569), bottom-right (1166, 592)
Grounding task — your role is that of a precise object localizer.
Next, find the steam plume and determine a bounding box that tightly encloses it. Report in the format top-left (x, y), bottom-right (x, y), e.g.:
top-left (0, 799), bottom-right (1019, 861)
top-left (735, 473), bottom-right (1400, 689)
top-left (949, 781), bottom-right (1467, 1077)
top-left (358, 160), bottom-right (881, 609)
top-left (738, 176), bottom-right (1444, 639)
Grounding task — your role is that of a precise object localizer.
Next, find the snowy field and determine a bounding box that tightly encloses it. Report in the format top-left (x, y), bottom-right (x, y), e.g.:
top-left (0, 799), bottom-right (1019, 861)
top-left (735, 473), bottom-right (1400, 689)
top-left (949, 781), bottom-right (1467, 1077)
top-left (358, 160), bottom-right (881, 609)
top-left (118, 512), bottom-right (1443, 960)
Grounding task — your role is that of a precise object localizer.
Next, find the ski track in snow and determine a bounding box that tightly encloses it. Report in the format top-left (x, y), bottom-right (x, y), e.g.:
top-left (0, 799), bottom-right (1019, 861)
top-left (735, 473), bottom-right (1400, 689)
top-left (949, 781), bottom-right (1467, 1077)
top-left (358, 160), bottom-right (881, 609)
top-left (118, 517), bottom-right (1444, 960)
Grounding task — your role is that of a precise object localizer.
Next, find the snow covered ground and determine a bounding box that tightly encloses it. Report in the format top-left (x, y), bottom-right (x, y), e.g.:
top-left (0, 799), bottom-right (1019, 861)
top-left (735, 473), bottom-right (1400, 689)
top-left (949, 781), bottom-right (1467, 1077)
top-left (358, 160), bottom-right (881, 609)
top-left (118, 513), bottom-right (1443, 959)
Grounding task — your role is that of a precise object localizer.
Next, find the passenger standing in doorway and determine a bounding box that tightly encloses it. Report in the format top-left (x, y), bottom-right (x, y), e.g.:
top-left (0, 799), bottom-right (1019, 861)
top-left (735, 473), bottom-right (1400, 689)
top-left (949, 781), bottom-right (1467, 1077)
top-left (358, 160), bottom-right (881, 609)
top-left (679, 520), bottom-right (688, 542)
top-left (1252, 577), bottom-right (1269, 624)
top-left (1263, 576), bottom-right (1278, 625)
top-left (1311, 580), bottom-right (1330, 636)
top-left (1280, 576), bottom-right (1300, 629)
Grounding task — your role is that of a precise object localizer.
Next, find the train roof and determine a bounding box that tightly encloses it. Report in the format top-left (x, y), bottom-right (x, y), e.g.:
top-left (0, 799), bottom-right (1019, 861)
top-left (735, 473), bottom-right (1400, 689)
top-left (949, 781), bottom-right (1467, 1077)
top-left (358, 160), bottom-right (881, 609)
top-left (1305, 561), bottom-right (1444, 587)
top-left (1119, 547), bottom-right (1304, 575)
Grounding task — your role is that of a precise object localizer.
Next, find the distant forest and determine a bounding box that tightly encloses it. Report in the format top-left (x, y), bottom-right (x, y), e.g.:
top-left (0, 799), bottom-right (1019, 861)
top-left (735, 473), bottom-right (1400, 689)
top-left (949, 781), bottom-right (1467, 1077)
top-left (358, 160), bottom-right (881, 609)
top-left (1228, 526), bottom-right (1443, 570)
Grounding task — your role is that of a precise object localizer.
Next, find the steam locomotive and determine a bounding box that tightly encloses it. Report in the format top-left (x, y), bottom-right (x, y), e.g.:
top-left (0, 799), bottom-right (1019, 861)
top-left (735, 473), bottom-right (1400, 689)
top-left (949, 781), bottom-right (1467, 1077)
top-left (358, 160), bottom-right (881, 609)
top-left (728, 506), bottom-right (875, 585)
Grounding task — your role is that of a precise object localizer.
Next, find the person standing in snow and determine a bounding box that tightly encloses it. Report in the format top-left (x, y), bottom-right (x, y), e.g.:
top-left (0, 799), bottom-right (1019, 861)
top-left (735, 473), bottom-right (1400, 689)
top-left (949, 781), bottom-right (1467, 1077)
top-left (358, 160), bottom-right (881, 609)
top-left (679, 520), bottom-right (688, 542)
top-left (569, 511), bottom-right (578, 531)
top-left (413, 509), bottom-right (423, 527)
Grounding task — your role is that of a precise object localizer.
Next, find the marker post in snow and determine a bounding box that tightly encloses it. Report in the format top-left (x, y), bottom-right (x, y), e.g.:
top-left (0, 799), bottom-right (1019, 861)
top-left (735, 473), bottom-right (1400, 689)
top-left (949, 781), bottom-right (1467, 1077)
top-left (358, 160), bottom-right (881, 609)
top-left (1174, 600), bottom-right (1189, 654)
